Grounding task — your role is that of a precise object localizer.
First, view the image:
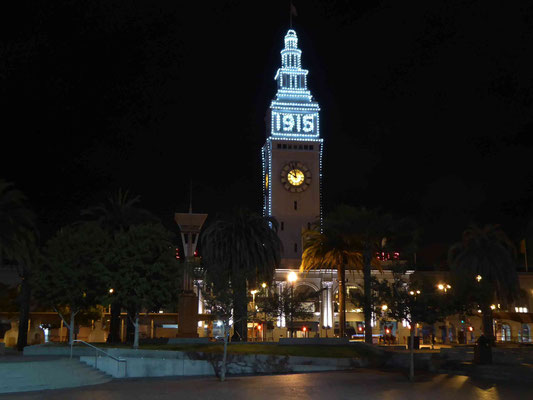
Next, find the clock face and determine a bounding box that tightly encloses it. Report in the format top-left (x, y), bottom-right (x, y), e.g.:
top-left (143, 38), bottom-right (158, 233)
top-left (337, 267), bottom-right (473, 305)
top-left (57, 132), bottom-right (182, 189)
top-left (287, 169), bottom-right (305, 186)
top-left (281, 162), bottom-right (311, 192)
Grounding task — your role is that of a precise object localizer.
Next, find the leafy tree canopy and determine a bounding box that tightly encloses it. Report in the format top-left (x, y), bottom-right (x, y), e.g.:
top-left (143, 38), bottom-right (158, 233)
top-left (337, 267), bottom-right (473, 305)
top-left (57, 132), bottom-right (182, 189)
top-left (449, 224), bottom-right (520, 309)
top-left (0, 179), bottom-right (37, 269)
top-left (34, 222), bottom-right (111, 313)
top-left (106, 222), bottom-right (181, 313)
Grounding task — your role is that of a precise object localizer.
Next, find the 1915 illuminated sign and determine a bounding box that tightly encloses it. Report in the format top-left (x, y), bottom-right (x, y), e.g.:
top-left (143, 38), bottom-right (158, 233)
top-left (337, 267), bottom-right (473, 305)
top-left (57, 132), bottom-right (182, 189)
top-left (271, 112), bottom-right (317, 135)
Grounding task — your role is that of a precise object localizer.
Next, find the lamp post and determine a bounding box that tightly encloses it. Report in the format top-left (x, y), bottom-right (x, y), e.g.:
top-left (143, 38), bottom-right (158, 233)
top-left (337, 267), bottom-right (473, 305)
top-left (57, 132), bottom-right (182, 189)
top-left (261, 283), bottom-right (267, 341)
top-left (287, 271), bottom-right (298, 338)
top-left (407, 288), bottom-right (421, 381)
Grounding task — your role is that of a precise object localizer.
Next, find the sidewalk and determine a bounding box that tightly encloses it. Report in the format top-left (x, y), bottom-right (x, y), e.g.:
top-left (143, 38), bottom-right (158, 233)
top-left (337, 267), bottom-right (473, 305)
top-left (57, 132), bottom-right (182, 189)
top-left (2, 370), bottom-right (533, 400)
top-left (438, 361), bottom-right (533, 383)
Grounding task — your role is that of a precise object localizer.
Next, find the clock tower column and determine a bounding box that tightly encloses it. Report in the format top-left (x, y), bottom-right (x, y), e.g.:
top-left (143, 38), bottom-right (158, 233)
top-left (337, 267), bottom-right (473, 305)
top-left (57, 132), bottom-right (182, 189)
top-left (262, 29), bottom-right (323, 268)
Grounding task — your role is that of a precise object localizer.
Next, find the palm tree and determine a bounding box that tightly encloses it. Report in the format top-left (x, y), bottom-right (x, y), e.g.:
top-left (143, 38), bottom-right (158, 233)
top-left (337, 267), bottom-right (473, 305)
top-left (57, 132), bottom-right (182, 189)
top-left (82, 188), bottom-right (157, 343)
top-left (301, 228), bottom-right (368, 338)
top-left (201, 210), bottom-right (282, 342)
top-left (82, 188), bottom-right (156, 232)
top-left (0, 179), bottom-right (38, 350)
top-left (302, 206), bottom-right (412, 343)
top-left (449, 225), bottom-right (519, 343)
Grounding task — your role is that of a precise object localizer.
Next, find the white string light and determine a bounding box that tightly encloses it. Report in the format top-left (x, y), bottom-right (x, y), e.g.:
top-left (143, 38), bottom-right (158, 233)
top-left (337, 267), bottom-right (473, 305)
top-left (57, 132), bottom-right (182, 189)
top-left (263, 29), bottom-right (323, 234)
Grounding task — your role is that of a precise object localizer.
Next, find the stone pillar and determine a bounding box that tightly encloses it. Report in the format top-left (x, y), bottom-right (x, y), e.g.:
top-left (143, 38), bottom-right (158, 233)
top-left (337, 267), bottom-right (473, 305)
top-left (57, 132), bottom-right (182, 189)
top-left (177, 293), bottom-right (199, 337)
top-left (278, 282), bottom-right (286, 328)
top-left (197, 283), bottom-right (204, 315)
top-left (321, 281), bottom-right (333, 336)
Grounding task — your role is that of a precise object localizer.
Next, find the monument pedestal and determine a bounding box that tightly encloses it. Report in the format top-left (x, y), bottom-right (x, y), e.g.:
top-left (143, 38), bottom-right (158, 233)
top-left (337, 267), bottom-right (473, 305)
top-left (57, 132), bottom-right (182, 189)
top-left (177, 292), bottom-right (199, 338)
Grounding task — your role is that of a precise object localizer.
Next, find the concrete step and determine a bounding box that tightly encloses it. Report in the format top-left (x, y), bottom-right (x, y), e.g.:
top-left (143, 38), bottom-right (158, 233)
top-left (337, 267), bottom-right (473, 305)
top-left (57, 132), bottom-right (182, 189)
top-left (0, 358), bottom-right (112, 394)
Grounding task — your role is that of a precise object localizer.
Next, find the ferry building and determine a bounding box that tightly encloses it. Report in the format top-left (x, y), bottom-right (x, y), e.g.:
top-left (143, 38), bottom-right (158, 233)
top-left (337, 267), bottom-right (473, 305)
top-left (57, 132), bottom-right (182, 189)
top-left (259, 29), bottom-right (408, 341)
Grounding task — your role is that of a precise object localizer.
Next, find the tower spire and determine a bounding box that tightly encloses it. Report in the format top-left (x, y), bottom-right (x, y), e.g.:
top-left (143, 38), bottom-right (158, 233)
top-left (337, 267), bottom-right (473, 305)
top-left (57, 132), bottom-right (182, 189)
top-left (269, 29), bottom-right (320, 139)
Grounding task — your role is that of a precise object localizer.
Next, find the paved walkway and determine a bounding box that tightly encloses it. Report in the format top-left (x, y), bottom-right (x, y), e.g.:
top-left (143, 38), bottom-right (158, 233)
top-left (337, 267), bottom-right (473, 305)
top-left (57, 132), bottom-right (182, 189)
top-left (2, 369), bottom-right (531, 399)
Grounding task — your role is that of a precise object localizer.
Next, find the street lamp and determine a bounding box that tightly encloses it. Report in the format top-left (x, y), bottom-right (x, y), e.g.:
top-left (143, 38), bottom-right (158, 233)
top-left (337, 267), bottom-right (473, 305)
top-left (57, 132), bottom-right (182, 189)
top-left (288, 272), bottom-right (297, 284)
top-left (437, 283), bottom-right (451, 293)
top-left (251, 290), bottom-right (258, 308)
top-left (287, 272), bottom-right (298, 338)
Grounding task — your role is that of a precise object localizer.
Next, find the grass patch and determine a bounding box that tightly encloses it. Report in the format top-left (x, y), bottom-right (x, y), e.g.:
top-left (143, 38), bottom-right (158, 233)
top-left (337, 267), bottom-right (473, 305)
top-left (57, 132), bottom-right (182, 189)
top-left (42, 342), bottom-right (379, 360)
top-left (138, 343), bottom-right (375, 359)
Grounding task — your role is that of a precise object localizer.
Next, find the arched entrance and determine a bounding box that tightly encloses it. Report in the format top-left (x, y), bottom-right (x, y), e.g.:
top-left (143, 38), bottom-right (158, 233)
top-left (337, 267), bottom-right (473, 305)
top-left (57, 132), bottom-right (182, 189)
top-left (497, 323), bottom-right (512, 342)
top-left (289, 284), bottom-right (320, 338)
top-left (519, 324), bottom-right (531, 343)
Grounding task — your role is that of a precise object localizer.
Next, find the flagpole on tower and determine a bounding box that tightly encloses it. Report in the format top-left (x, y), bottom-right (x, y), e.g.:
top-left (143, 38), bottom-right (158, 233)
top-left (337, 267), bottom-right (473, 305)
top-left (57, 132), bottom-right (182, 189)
top-left (289, 1), bottom-right (297, 28)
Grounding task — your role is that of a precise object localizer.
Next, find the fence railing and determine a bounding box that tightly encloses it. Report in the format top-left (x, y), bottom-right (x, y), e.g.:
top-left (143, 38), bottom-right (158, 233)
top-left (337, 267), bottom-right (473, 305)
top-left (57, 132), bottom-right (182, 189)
top-left (70, 339), bottom-right (127, 377)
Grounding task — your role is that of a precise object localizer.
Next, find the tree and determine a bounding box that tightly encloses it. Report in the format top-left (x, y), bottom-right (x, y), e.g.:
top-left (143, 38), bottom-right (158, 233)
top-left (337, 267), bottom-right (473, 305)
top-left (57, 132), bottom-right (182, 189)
top-left (256, 284), bottom-right (318, 339)
top-left (202, 274), bottom-right (234, 382)
top-left (0, 179), bottom-right (38, 351)
top-left (373, 271), bottom-right (454, 381)
top-left (34, 222), bottom-right (110, 344)
top-left (201, 209), bottom-right (282, 342)
top-left (82, 188), bottom-right (157, 343)
top-left (449, 225), bottom-right (520, 344)
top-left (301, 226), bottom-right (368, 338)
top-left (82, 188), bottom-right (156, 232)
top-left (107, 223), bottom-right (180, 349)
top-left (0, 282), bottom-right (19, 315)
top-left (303, 205), bottom-right (417, 342)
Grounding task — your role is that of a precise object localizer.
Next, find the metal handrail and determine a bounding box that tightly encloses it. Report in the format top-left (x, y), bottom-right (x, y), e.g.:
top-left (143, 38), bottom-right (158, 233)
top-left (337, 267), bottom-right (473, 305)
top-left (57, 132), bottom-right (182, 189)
top-left (70, 339), bottom-right (127, 376)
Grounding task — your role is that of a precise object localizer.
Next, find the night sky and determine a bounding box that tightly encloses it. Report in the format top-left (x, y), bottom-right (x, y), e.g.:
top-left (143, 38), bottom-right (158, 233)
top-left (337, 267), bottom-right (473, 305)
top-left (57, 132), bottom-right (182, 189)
top-left (2, 1), bottom-right (533, 261)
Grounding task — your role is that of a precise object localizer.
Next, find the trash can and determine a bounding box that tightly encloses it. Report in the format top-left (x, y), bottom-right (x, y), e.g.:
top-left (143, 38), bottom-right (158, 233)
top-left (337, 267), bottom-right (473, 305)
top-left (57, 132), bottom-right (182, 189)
top-left (408, 336), bottom-right (420, 349)
top-left (474, 334), bottom-right (492, 364)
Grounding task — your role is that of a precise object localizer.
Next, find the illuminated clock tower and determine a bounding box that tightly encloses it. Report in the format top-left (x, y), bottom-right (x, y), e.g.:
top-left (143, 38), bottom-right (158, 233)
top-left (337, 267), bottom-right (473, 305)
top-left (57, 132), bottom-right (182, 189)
top-left (262, 29), bottom-right (322, 268)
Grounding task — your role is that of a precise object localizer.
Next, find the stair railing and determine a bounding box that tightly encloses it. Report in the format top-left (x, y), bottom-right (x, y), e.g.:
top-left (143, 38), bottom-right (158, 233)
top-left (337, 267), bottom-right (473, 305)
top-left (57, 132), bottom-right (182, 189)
top-left (70, 339), bottom-right (127, 377)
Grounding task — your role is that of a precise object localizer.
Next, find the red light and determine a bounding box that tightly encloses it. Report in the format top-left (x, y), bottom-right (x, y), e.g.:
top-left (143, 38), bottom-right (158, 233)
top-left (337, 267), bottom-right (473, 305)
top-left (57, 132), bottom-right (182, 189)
top-left (257, 325), bottom-right (262, 330)
top-left (385, 329), bottom-right (390, 334)
top-left (302, 326), bottom-right (307, 332)
top-left (358, 326), bottom-right (363, 332)
top-left (468, 326), bottom-right (474, 332)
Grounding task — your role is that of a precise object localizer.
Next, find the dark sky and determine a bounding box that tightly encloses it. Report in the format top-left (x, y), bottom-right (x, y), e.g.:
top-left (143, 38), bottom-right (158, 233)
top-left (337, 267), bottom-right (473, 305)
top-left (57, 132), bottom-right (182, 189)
top-left (2, 0), bottom-right (533, 256)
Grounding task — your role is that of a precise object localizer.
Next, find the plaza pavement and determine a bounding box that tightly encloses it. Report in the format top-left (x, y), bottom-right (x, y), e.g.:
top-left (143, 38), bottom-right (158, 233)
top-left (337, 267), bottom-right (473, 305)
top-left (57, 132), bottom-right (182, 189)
top-left (2, 369), bottom-right (532, 400)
